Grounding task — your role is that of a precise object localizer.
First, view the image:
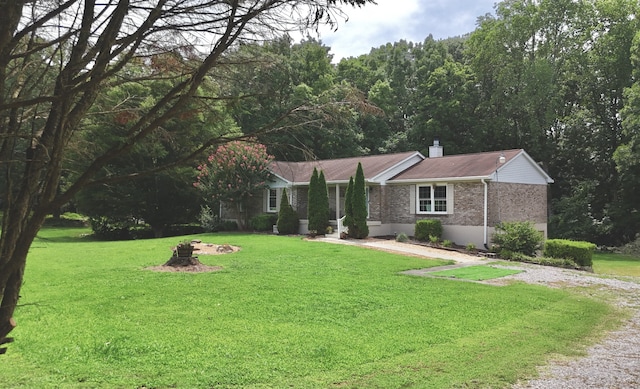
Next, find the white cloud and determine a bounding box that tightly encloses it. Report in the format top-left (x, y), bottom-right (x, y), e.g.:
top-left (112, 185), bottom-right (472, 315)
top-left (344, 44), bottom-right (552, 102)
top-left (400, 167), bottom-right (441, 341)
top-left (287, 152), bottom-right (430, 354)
top-left (311, 0), bottom-right (496, 62)
top-left (316, 0), bottom-right (421, 61)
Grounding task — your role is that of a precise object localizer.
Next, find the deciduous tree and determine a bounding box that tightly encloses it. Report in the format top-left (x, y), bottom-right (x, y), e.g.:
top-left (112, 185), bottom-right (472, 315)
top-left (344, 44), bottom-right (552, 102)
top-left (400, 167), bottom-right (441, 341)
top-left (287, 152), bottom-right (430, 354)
top-left (195, 140), bottom-right (274, 230)
top-left (0, 0), bottom-right (375, 353)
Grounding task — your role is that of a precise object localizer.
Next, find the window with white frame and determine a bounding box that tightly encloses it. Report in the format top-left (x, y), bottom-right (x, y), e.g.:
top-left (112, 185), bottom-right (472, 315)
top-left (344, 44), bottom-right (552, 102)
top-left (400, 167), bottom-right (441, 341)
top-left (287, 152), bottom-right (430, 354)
top-left (267, 188), bottom-right (277, 212)
top-left (417, 184), bottom-right (448, 214)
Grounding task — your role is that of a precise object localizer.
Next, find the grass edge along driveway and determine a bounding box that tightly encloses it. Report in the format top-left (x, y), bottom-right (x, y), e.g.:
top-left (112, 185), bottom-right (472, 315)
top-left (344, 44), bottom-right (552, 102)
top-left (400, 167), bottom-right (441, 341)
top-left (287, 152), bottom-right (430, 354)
top-left (1, 228), bottom-right (622, 388)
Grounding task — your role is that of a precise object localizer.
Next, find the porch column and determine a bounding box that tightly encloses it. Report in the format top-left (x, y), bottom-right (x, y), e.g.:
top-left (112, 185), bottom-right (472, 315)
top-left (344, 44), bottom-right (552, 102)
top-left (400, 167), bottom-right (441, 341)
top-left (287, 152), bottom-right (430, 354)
top-left (335, 185), bottom-right (340, 221)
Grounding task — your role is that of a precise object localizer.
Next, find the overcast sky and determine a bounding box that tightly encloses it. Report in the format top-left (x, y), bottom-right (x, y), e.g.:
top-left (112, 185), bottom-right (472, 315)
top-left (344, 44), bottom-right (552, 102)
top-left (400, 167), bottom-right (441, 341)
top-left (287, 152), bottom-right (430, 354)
top-left (313, 0), bottom-right (497, 62)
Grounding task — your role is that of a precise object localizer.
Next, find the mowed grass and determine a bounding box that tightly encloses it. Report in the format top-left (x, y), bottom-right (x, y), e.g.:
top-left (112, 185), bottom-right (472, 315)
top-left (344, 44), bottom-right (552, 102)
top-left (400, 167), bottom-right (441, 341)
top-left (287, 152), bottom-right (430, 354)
top-left (1, 228), bottom-right (620, 388)
top-left (429, 265), bottom-right (522, 281)
top-left (593, 252), bottom-right (640, 277)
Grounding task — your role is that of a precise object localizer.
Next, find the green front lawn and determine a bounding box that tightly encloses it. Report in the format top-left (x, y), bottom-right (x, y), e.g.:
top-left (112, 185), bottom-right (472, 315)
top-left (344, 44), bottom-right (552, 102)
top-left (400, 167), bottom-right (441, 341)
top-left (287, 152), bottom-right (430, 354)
top-left (429, 265), bottom-right (522, 281)
top-left (0, 228), bottom-right (621, 388)
top-left (593, 251), bottom-right (640, 277)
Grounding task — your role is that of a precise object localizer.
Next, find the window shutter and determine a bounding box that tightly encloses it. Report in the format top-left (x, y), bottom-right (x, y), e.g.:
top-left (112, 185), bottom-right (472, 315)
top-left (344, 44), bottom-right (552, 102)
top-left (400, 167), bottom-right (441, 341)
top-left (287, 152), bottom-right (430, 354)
top-left (409, 185), bottom-right (416, 214)
top-left (446, 184), bottom-right (454, 214)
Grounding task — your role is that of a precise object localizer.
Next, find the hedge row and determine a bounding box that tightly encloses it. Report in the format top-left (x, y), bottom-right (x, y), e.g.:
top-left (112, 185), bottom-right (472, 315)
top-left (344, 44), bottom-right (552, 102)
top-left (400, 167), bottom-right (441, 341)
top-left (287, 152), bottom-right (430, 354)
top-left (544, 239), bottom-right (596, 267)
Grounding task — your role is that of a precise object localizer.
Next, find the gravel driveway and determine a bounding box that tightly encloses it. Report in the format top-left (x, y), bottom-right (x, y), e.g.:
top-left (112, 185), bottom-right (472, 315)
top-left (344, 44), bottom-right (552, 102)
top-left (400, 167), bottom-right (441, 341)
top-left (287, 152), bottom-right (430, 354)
top-left (316, 237), bottom-right (640, 388)
top-left (490, 263), bottom-right (640, 389)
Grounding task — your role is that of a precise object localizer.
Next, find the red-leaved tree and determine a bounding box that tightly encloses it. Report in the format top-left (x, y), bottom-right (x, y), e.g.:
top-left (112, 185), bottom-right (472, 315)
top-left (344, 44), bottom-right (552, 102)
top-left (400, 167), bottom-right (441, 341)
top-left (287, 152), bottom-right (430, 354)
top-left (196, 140), bottom-right (274, 230)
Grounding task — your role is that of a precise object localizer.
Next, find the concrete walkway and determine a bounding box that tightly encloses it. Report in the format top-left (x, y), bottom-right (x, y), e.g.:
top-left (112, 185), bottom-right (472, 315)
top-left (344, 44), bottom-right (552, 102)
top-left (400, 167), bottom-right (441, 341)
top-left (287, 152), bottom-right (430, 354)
top-left (314, 235), bottom-right (488, 264)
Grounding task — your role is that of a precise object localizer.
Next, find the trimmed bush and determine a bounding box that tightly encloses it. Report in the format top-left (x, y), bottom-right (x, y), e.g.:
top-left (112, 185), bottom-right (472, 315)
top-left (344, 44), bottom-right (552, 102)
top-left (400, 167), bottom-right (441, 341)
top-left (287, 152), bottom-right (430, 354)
top-left (343, 176), bottom-right (354, 231)
top-left (414, 219), bottom-right (443, 242)
top-left (492, 221), bottom-right (543, 256)
top-left (318, 170), bottom-right (330, 231)
top-left (164, 224), bottom-right (204, 237)
top-left (221, 220), bottom-right (238, 231)
top-left (500, 249), bottom-right (579, 269)
top-left (349, 162), bottom-right (369, 239)
top-left (308, 168), bottom-right (329, 234)
top-left (250, 213), bottom-right (278, 232)
top-left (277, 188), bottom-right (299, 235)
top-left (544, 239), bottom-right (596, 267)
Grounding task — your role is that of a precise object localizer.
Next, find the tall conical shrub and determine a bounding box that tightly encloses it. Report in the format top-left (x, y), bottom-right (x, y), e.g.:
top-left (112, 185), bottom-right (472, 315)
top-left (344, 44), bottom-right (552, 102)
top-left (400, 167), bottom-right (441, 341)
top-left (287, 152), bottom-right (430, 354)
top-left (277, 188), bottom-right (299, 235)
top-left (351, 162), bottom-right (369, 239)
top-left (344, 176), bottom-right (354, 234)
top-left (318, 170), bottom-right (329, 232)
top-left (307, 168), bottom-right (321, 233)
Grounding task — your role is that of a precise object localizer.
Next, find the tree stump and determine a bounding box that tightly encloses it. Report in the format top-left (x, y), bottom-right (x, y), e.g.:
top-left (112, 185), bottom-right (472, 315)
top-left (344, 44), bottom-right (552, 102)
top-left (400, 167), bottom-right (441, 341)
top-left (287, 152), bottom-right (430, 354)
top-left (163, 255), bottom-right (202, 267)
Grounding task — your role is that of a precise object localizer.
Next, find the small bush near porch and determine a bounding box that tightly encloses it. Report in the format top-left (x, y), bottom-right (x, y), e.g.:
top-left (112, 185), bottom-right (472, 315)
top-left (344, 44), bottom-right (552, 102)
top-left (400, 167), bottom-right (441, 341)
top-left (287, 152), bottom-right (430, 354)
top-left (414, 219), bottom-right (443, 242)
top-left (1, 228), bottom-right (619, 388)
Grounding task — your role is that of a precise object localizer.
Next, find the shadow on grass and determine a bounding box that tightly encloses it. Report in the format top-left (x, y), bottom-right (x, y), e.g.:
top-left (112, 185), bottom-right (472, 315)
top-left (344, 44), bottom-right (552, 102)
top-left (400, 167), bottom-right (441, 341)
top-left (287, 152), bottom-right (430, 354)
top-left (33, 228), bottom-right (96, 244)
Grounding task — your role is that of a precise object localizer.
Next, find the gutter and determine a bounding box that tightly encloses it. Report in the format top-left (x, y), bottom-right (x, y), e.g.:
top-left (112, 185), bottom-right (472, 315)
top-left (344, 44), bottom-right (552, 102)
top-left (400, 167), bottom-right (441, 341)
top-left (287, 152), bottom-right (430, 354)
top-left (482, 179), bottom-right (489, 249)
top-left (389, 175), bottom-right (492, 184)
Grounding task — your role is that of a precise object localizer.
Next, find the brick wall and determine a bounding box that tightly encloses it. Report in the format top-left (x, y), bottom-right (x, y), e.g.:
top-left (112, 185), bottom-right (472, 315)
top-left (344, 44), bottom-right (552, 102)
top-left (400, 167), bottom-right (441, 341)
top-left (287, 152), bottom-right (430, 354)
top-left (368, 185), bottom-right (382, 221)
top-left (383, 181), bottom-right (548, 227)
top-left (490, 182), bottom-right (547, 225)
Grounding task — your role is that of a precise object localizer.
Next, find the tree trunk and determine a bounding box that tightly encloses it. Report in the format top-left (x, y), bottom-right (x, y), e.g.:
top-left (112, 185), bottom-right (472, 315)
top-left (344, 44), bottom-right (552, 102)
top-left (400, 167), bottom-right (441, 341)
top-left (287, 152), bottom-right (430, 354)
top-left (0, 212), bottom-right (45, 349)
top-left (234, 203), bottom-right (248, 231)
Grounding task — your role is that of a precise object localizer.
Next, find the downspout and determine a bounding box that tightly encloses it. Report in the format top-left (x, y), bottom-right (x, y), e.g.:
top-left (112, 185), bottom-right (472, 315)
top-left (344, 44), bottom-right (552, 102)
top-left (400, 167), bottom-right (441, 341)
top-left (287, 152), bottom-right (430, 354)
top-left (482, 179), bottom-right (489, 249)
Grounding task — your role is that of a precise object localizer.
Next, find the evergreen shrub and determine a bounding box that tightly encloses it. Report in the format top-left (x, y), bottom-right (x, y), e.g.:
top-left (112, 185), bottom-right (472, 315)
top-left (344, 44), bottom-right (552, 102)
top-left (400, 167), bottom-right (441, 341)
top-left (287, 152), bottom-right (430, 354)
top-left (349, 163), bottom-right (369, 239)
top-left (277, 188), bottom-right (299, 235)
top-left (544, 239), bottom-right (596, 267)
top-left (414, 219), bottom-right (443, 242)
top-left (492, 221), bottom-right (543, 256)
top-left (250, 213), bottom-right (278, 231)
top-left (308, 168), bottom-right (329, 233)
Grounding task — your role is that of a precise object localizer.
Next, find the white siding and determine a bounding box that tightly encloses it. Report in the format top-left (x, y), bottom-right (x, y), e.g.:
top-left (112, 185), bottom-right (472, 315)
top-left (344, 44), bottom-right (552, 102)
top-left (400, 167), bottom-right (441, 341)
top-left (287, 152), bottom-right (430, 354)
top-left (268, 176), bottom-right (290, 188)
top-left (495, 154), bottom-right (551, 185)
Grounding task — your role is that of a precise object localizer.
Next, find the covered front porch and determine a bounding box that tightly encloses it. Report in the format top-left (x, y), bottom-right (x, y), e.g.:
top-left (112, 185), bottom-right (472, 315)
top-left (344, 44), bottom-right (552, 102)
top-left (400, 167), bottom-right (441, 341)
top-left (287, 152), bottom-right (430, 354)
top-left (292, 183), bottom-right (385, 236)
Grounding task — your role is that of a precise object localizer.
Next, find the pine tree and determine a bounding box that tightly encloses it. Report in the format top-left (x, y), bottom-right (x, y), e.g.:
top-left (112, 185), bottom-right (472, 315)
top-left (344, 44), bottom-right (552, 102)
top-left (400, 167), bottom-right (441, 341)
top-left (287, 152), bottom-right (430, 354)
top-left (351, 162), bottom-right (369, 238)
top-left (277, 188), bottom-right (299, 235)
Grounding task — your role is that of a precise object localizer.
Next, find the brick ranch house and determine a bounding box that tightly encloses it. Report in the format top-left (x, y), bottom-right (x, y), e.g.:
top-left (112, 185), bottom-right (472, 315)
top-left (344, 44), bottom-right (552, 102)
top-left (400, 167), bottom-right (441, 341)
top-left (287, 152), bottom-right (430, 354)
top-left (225, 141), bottom-right (554, 248)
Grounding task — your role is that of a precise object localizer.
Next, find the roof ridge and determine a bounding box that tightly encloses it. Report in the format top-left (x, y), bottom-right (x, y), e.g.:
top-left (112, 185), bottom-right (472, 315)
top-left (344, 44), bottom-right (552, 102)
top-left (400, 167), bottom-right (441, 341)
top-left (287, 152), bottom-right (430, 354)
top-left (273, 150), bottom-right (419, 165)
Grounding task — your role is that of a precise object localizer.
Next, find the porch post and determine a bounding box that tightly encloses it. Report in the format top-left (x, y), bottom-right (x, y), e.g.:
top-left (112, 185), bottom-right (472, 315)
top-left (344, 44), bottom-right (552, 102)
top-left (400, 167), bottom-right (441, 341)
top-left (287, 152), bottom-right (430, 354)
top-left (335, 185), bottom-right (340, 221)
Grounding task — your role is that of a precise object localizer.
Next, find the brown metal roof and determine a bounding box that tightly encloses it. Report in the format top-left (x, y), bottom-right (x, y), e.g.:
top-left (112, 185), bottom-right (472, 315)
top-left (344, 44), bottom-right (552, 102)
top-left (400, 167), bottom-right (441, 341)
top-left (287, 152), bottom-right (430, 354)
top-left (270, 151), bottom-right (421, 183)
top-left (391, 149), bottom-right (524, 181)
